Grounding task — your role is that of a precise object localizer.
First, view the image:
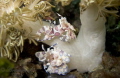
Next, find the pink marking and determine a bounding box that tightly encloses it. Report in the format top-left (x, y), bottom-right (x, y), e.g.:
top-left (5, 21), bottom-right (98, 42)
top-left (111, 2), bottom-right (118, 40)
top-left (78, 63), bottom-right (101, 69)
top-left (49, 29), bottom-right (54, 34)
top-left (46, 30), bottom-right (51, 33)
top-left (54, 32), bottom-right (60, 36)
top-left (55, 26), bottom-right (58, 31)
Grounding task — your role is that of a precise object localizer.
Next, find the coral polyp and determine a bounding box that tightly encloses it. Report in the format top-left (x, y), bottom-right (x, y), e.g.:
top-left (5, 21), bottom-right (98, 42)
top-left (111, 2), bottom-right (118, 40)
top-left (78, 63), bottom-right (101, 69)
top-left (55, 0), bottom-right (73, 6)
top-left (80, 0), bottom-right (120, 19)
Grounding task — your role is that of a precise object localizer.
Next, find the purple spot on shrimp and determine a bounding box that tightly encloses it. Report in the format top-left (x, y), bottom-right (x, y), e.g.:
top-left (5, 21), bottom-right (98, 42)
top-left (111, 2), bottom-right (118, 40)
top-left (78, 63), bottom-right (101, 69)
top-left (35, 52), bottom-right (40, 58)
top-left (42, 52), bottom-right (46, 55)
top-left (55, 26), bottom-right (58, 31)
top-left (54, 32), bottom-right (60, 36)
top-left (55, 69), bottom-right (59, 73)
top-left (49, 29), bottom-right (54, 34)
top-left (60, 51), bottom-right (64, 56)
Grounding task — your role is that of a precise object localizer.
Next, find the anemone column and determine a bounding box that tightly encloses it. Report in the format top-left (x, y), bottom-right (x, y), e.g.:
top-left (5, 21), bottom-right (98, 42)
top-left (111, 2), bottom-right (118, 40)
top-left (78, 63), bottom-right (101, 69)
top-left (75, 3), bottom-right (106, 72)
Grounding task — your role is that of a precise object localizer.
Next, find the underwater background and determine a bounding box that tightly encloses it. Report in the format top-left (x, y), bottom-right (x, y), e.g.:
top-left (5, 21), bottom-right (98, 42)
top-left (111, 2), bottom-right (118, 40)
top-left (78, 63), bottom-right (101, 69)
top-left (0, 0), bottom-right (120, 78)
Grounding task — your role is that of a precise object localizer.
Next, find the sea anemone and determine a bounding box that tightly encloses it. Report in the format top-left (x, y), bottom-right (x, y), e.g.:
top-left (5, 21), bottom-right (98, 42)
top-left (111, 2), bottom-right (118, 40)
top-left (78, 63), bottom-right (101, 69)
top-left (40, 0), bottom-right (120, 73)
top-left (0, 0), bottom-right (54, 62)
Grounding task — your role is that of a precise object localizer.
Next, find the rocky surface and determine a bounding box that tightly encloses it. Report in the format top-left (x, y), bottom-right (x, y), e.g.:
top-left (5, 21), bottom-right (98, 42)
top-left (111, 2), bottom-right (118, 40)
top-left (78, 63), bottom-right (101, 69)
top-left (9, 40), bottom-right (120, 78)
